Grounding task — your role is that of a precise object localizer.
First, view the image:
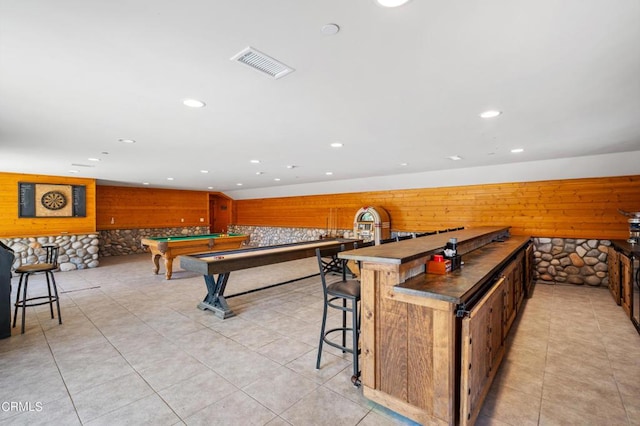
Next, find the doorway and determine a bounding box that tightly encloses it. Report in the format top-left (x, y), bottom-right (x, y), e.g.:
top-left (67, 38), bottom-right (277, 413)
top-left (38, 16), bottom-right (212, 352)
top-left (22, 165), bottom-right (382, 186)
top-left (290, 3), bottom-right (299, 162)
top-left (209, 194), bottom-right (232, 234)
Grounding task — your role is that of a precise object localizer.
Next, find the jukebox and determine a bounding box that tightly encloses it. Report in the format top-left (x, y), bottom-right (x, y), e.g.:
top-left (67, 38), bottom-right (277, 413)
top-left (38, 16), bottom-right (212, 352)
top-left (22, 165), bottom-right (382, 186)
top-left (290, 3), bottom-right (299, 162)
top-left (353, 206), bottom-right (390, 245)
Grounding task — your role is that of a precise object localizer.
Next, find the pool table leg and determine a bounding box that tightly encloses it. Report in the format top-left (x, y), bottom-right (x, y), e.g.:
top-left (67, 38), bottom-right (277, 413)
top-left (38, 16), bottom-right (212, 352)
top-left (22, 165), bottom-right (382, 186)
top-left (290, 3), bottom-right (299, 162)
top-left (164, 256), bottom-right (174, 280)
top-left (152, 253), bottom-right (161, 275)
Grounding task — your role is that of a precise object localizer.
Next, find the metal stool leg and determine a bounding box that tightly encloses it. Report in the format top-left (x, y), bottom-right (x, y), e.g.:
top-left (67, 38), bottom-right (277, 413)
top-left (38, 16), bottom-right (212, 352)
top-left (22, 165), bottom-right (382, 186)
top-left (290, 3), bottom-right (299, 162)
top-left (316, 301), bottom-right (328, 369)
top-left (45, 271), bottom-right (55, 319)
top-left (342, 299), bottom-right (347, 352)
top-left (49, 271), bottom-right (62, 324)
top-left (351, 299), bottom-right (360, 386)
top-left (12, 273), bottom-right (25, 329)
top-left (20, 274), bottom-right (29, 334)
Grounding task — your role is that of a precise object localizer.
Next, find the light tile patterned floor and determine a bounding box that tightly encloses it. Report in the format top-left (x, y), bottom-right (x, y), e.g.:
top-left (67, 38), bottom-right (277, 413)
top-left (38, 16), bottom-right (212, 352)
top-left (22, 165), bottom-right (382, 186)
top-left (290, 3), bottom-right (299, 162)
top-left (1, 254), bottom-right (638, 425)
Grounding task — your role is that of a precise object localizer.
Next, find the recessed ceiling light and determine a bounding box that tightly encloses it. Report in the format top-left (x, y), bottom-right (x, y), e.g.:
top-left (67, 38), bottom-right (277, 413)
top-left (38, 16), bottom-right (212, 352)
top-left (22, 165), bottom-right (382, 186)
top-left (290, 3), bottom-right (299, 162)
top-left (286, 165), bottom-right (297, 169)
top-left (511, 148), bottom-right (524, 153)
top-left (68, 170), bottom-right (78, 174)
top-left (183, 99), bottom-right (206, 108)
top-left (330, 142), bottom-right (343, 148)
top-left (118, 138), bottom-right (136, 144)
top-left (88, 158), bottom-right (100, 162)
top-left (400, 162), bottom-right (408, 166)
top-left (321, 23), bottom-right (340, 35)
top-left (256, 171), bottom-right (264, 175)
top-left (480, 110), bottom-right (502, 119)
top-left (236, 183), bottom-right (243, 186)
top-left (167, 177), bottom-right (174, 181)
top-left (274, 178), bottom-right (281, 181)
top-left (143, 182), bottom-right (150, 185)
top-left (207, 186), bottom-right (213, 190)
top-left (376, 0), bottom-right (410, 7)
top-left (325, 171), bottom-right (333, 175)
top-left (200, 170), bottom-right (209, 174)
top-left (250, 159), bottom-right (261, 164)
top-left (448, 155), bottom-right (463, 161)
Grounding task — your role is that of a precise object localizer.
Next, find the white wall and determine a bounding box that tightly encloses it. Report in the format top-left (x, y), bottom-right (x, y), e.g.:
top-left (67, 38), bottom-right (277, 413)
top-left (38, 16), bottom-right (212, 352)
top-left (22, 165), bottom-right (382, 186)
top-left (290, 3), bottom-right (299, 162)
top-left (226, 151), bottom-right (640, 200)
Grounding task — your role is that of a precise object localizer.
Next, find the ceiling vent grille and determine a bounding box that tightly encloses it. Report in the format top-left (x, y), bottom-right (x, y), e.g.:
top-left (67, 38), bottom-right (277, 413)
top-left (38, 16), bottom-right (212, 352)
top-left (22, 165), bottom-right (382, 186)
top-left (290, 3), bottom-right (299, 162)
top-left (230, 46), bottom-right (294, 79)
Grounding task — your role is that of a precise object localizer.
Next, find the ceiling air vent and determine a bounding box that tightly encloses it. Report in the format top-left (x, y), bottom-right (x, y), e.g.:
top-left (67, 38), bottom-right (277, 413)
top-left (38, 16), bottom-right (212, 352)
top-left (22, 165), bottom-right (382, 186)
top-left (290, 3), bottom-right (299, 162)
top-left (230, 46), bottom-right (294, 79)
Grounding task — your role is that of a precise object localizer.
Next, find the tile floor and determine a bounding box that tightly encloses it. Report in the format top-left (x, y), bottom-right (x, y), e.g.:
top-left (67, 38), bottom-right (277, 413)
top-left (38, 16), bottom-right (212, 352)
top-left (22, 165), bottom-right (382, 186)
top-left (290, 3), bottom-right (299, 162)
top-left (0, 254), bottom-right (638, 425)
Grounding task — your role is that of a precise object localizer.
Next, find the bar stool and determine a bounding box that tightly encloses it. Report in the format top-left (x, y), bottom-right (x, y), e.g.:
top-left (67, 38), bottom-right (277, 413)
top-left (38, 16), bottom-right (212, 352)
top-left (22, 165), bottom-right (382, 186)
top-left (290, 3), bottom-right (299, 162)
top-left (380, 236), bottom-right (398, 244)
top-left (13, 245), bottom-right (62, 334)
top-left (315, 245), bottom-right (361, 387)
top-left (346, 241), bottom-right (374, 279)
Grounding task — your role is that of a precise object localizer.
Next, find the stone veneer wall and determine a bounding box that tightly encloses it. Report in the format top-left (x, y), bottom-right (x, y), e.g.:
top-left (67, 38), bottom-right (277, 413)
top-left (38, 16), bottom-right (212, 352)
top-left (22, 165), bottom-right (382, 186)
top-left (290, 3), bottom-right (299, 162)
top-left (98, 226), bottom-right (210, 257)
top-left (533, 237), bottom-right (610, 286)
top-left (228, 225), bottom-right (349, 247)
top-left (230, 228), bottom-right (612, 287)
top-left (98, 225), bottom-right (342, 256)
top-left (11, 225), bottom-right (608, 287)
top-left (0, 234), bottom-right (100, 271)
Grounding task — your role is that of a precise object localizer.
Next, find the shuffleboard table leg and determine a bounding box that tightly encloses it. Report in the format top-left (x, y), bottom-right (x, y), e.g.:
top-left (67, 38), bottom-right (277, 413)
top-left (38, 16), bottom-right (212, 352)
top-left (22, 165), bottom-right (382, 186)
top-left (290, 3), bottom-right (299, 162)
top-left (197, 273), bottom-right (235, 319)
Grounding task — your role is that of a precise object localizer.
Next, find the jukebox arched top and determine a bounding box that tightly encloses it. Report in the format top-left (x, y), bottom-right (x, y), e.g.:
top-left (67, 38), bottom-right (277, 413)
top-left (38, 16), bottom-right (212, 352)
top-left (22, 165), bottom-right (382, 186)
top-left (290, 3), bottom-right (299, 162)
top-left (353, 206), bottom-right (390, 245)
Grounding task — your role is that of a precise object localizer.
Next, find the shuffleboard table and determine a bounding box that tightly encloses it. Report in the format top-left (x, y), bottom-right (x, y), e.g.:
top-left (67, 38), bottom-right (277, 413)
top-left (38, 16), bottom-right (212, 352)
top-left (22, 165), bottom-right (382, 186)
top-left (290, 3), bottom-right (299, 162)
top-left (141, 233), bottom-right (249, 280)
top-left (180, 238), bottom-right (359, 319)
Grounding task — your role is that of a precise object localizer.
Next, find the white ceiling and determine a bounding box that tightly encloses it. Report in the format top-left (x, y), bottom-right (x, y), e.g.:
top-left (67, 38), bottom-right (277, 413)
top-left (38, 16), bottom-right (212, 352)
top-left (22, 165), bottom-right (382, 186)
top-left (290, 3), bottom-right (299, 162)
top-left (1, 0), bottom-right (639, 196)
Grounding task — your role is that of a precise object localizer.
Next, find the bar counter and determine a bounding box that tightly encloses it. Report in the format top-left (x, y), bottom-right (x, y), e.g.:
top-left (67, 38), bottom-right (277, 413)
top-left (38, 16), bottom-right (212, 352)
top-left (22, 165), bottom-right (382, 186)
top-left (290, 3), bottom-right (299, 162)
top-left (611, 239), bottom-right (640, 257)
top-left (339, 227), bottom-right (533, 426)
top-left (339, 226), bottom-right (510, 265)
top-left (395, 236), bottom-right (531, 305)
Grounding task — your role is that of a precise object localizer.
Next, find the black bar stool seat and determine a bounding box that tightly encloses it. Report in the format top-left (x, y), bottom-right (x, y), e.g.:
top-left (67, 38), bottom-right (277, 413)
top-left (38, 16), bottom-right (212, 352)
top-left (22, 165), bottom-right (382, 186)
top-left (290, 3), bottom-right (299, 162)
top-left (315, 245), bottom-right (361, 387)
top-left (13, 245), bottom-right (62, 334)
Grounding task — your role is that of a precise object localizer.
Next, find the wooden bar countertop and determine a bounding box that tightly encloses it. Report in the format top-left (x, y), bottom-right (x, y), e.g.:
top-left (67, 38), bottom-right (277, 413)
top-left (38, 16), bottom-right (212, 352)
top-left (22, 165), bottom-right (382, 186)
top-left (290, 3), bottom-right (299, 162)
top-left (339, 226), bottom-right (510, 265)
top-left (611, 239), bottom-right (640, 257)
top-left (394, 235), bottom-right (531, 305)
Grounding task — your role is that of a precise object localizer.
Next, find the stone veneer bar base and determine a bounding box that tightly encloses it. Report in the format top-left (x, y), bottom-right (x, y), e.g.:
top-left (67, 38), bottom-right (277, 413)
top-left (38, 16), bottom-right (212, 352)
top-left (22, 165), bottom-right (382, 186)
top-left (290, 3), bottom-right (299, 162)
top-left (532, 237), bottom-right (610, 286)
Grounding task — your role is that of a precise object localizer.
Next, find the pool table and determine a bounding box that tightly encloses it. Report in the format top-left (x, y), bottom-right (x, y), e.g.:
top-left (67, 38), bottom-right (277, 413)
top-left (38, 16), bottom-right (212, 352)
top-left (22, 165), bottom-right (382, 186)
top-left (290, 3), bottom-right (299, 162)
top-left (141, 233), bottom-right (249, 279)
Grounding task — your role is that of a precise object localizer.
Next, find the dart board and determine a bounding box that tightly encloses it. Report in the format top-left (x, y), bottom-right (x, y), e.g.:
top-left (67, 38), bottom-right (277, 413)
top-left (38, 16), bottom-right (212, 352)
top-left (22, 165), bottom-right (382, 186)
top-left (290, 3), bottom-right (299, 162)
top-left (41, 191), bottom-right (68, 210)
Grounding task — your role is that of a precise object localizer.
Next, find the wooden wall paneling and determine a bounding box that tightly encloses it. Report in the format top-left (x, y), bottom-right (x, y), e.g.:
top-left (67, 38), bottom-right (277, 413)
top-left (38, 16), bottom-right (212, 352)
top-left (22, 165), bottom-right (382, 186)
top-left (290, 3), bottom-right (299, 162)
top-left (0, 172), bottom-right (96, 238)
top-left (234, 175), bottom-right (640, 240)
top-left (96, 186), bottom-right (211, 230)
